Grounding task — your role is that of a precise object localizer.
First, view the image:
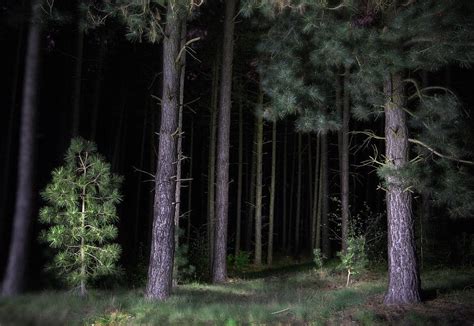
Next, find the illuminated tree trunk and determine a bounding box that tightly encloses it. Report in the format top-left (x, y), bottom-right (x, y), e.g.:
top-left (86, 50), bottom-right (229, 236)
top-left (383, 72), bottom-right (420, 305)
top-left (267, 121), bottom-right (277, 266)
top-left (146, 2), bottom-right (184, 300)
top-left (213, 0), bottom-right (236, 283)
top-left (2, 0), bottom-right (42, 296)
top-left (254, 93), bottom-right (264, 266)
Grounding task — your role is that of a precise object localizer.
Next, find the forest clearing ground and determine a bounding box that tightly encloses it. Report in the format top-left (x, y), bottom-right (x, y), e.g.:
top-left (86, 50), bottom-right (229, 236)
top-left (0, 263), bottom-right (472, 325)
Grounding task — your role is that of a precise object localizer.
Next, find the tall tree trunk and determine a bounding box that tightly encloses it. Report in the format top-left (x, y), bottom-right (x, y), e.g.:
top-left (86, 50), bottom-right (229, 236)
top-left (321, 132), bottom-right (330, 258)
top-left (307, 134), bottom-right (313, 248)
top-left (288, 133), bottom-right (297, 251)
top-left (235, 87), bottom-right (244, 256)
top-left (282, 123), bottom-right (288, 249)
top-left (316, 137), bottom-right (323, 250)
top-left (0, 2), bottom-right (25, 267)
top-left (245, 127), bottom-right (257, 252)
top-left (254, 93), bottom-right (264, 266)
top-left (294, 133), bottom-right (302, 253)
top-left (212, 0), bottom-right (236, 283)
top-left (71, 14), bottom-right (84, 137)
top-left (186, 120), bottom-right (194, 247)
top-left (340, 65), bottom-right (351, 252)
top-left (267, 121), bottom-right (277, 266)
top-left (1, 0), bottom-right (42, 296)
top-left (90, 38), bottom-right (106, 141)
top-left (207, 58), bottom-right (219, 272)
top-left (146, 2), bottom-right (184, 300)
top-left (383, 72), bottom-right (420, 305)
top-left (311, 135), bottom-right (320, 250)
top-left (173, 19), bottom-right (187, 286)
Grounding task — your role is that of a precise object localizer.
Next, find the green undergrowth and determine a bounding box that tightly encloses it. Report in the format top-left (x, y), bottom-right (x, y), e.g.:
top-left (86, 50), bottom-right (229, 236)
top-left (0, 265), bottom-right (472, 325)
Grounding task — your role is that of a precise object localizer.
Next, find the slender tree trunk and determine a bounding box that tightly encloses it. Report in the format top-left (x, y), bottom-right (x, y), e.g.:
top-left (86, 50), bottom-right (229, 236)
top-left (146, 2), bottom-right (184, 300)
top-left (340, 65), bottom-right (351, 252)
top-left (207, 58), bottom-right (219, 271)
top-left (235, 87), bottom-right (244, 256)
top-left (186, 121), bottom-right (194, 247)
top-left (288, 133), bottom-right (297, 251)
top-left (321, 132), bottom-right (330, 258)
top-left (90, 38), bottom-right (106, 141)
top-left (316, 139), bottom-right (323, 250)
top-left (282, 123), bottom-right (288, 249)
top-left (311, 135), bottom-right (320, 250)
top-left (71, 15), bottom-right (84, 137)
top-left (1, 0), bottom-right (42, 296)
top-left (245, 127), bottom-right (257, 252)
top-left (212, 0), bottom-right (236, 283)
top-left (307, 134), bottom-right (313, 248)
top-left (254, 93), bottom-right (264, 266)
top-left (383, 72), bottom-right (420, 305)
top-left (267, 121), bottom-right (277, 266)
top-left (173, 19), bottom-right (187, 286)
top-left (295, 133), bottom-right (302, 253)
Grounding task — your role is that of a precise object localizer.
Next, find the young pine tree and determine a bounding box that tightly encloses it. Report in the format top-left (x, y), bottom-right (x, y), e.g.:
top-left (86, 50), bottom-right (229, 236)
top-left (39, 138), bottom-right (122, 296)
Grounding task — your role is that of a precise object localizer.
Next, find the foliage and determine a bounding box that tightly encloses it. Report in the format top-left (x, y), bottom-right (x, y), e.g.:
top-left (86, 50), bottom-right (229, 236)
top-left (39, 138), bottom-right (122, 294)
top-left (174, 228), bottom-right (196, 283)
top-left (187, 226), bottom-right (210, 281)
top-left (312, 248), bottom-right (325, 271)
top-left (227, 251), bottom-right (251, 273)
top-left (337, 236), bottom-right (368, 287)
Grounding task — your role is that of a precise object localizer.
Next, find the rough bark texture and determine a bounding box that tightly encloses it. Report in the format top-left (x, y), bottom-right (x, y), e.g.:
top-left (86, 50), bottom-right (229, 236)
top-left (212, 0), bottom-right (236, 283)
top-left (254, 104), bottom-right (263, 266)
top-left (383, 72), bottom-right (421, 305)
top-left (235, 91), bottom-right (243, 256)
top-left (267, 121), bottom-right (277, 266)
top-left (340, 66), bottom-right (351, 252)
top-left (1, 0), bottom-right (42, 296)
top-left (146, 3), bottom-right (183, 300)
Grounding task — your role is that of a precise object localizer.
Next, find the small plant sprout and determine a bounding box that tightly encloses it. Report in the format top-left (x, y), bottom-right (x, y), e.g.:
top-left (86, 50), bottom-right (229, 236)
top-left (337, 236), bottom-right (368, 287)
top-left (39, 138), bottom-right (122, 296)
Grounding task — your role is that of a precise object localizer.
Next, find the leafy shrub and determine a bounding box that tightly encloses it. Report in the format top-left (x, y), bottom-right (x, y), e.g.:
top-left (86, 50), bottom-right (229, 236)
top-left (227, 251), bottom-right (251, 273)
top-left (337, 236), bottom-right (368, 287)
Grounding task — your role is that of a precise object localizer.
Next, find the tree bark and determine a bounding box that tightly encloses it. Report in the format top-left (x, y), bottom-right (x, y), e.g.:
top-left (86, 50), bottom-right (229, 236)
top-left (235, 86), bottom-right (244, 256)
top-left (254, 93), bottom-right (264, 266)
top-left (146, 2), bottom-right (184, 300)
top-left (340, 66), bottom-right (351, 252)
top-left (212, 0), bottom-right (236, 283)
top-left (295, 133), bottom-right (302, 253)
top-left (267, 121), bottom-right (277, 266)
top-left (282, 123), bottom-right (288, 249)
top-left (383, 72), bottom-right (421, 305)
top-left (2, 0), bottom-right (42, 296)
top-left (173, 19), bottom-right (187, 286)
top-left (321, 132), bottom-right (330, 258)
top-left (207, 58), bottom-right (219, 272)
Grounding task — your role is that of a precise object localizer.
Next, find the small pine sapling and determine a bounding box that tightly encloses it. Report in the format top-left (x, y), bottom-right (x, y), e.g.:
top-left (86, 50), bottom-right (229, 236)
top-left (39, 138), bottom-right (122, 296)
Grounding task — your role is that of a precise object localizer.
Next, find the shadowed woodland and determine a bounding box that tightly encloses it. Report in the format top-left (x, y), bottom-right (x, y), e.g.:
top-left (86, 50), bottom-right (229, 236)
top-left (1, 0), bottom-right (474, 324)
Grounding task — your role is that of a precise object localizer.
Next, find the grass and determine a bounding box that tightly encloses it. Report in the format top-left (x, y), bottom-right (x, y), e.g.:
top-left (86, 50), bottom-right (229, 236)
top-left (0, 262), bottom-right (473, 325)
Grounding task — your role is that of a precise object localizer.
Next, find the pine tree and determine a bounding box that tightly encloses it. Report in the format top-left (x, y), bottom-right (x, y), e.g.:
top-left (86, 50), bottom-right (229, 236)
top-left (39, 138), bottom-right (122, 296)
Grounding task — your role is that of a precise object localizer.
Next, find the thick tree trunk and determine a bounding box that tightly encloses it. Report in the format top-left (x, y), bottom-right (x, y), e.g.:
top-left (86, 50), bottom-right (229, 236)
top-left (235, 88), bottom-right (244, 256)
top-left (207, 58), bottom-right (219, 271)
top-left (267, 121), bottom-right (277, 266)
top-left (146, 2), bottom-right (183, 300)
top-left (321, 132), bottom-right (330, 258)
top-left (212, 0), bottom-right (236, 283)
top-left (1, 0), bottom-right (42, 296)
top-left (383, 72), bottom-right (420, 305)
top-left (340, 66), bottom-right (351, 252)
top-left (254, 94), bottom-right (264, 266)
top-left (295, 133), bottom-right (303, 253)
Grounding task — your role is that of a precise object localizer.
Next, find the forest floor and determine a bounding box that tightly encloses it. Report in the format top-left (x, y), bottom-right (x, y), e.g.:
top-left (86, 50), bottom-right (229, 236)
top-left (0, 262), bottom-right (473, 325)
